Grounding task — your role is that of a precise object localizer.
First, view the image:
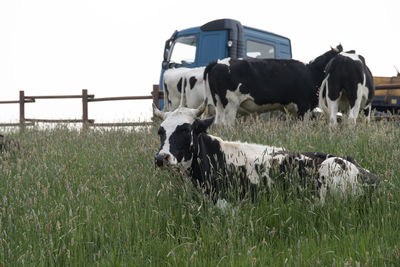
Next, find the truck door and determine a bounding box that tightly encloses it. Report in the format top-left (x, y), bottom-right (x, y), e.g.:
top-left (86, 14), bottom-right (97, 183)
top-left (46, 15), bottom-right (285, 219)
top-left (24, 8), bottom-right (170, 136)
top-left (197, 31), bottom-right (228, 66)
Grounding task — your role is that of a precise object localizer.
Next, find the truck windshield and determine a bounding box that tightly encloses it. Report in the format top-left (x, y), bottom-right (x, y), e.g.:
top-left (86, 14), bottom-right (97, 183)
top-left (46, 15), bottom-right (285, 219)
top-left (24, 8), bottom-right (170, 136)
top-left (169, 35), bottom-right (197, 66)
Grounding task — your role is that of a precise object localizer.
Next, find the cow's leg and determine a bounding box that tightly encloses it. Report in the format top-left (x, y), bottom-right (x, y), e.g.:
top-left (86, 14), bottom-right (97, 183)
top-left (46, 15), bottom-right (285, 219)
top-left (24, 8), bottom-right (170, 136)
top-left (324, 80), bottom-right (343, 127)
top-left (224, 91), bottom-right (240, 126)
top-left (348, 104), bottom-right (360, 125)
top-left (361, 86), bottom-right (372, 124)
top-left (348, 87), bottom-right (363, 125)
top-left (326, 98), bottom-right (339, 127)
top-left (364, 104), bottom-right (372, 124)
top-left (214, 96), bottom-right (225, 125)
top-left (223, 102), bottom-right (239, 126)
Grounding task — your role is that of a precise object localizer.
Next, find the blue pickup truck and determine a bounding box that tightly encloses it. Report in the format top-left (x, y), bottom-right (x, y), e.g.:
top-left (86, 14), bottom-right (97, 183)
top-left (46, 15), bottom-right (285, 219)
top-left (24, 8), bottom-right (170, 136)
top-left (158, 18), bottom-right (292, 109)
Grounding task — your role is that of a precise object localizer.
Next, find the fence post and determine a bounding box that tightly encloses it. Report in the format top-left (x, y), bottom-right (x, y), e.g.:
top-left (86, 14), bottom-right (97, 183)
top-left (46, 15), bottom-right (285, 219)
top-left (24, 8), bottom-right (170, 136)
top-left (152, 84), bottom-right (160, 109)
top-left (82, 89), bottom-right (89, 129)
top-left (19, 90), bottom-right (25, 130)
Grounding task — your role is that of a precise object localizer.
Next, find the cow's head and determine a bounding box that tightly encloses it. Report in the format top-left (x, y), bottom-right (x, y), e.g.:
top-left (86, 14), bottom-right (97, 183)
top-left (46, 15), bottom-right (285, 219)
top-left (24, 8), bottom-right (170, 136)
top-left (309, 44), bottom-right (343, 70)
top-left (153, 99), bottom-right (214, 170)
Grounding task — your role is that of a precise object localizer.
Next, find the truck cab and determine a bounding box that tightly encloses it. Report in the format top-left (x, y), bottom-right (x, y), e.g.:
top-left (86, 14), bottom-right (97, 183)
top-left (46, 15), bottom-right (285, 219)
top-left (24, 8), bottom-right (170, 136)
top-left (158, 18), bottom-right (292, 109)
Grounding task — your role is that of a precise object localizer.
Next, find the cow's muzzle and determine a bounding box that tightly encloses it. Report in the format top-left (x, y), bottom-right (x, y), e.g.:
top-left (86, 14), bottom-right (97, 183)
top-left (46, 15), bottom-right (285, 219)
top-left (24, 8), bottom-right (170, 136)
top-left (155, 153), bottom-right (170, 167)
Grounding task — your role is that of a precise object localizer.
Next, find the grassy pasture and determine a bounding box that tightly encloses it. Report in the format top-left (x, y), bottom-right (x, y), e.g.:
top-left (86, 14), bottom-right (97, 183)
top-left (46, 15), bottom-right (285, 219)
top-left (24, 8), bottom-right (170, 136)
top-left (0, 117), bottom-right (399, 266)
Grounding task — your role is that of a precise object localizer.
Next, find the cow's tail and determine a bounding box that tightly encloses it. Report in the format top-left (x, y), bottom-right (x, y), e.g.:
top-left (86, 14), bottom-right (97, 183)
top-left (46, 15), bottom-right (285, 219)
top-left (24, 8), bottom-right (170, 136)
top-left (162, 70), bottom-right (169, 111)
top-left (318, 74), bottom-right (329, 115)
top-left (179, 77), bottom-right (186, 108)
top-left (362, 72), bottom-right (370, 110)
top-left (203, 61), bottom-right (218, 106)
top-left (203, 61), bottom-right (218, 81)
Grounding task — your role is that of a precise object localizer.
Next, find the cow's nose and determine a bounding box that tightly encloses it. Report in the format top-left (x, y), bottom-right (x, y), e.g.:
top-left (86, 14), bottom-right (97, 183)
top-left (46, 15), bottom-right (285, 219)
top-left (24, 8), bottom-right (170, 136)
top-left (155, 153), bottom-right (169, 167)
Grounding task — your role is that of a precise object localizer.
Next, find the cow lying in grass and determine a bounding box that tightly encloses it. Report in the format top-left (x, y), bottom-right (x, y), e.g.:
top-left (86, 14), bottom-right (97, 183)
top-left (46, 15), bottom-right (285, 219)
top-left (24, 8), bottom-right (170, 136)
top-left (153, 101), bottom-right (378, 203)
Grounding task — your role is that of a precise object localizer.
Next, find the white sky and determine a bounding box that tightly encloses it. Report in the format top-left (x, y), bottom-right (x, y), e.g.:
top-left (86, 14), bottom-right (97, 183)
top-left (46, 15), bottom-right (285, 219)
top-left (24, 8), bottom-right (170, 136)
top-left (1, 0), bottom-right (399, 123)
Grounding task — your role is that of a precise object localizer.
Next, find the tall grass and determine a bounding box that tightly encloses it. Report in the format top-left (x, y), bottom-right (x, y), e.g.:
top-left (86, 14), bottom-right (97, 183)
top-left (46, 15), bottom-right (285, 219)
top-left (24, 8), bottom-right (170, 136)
top-left (0, 118), bottom-right (399, 266)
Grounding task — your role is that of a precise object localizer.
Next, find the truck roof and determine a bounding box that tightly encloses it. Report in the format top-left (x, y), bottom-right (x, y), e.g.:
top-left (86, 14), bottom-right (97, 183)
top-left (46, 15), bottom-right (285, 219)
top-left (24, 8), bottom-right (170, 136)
top-left (175, 18), bottom-right (290, 42)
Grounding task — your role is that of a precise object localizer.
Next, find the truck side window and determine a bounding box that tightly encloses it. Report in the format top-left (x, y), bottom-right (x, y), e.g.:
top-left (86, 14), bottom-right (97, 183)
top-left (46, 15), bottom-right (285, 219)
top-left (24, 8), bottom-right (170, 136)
top-left (246, 40), bottom-right (275, 59)
top-left (169, 35), bottom-right (197, 66)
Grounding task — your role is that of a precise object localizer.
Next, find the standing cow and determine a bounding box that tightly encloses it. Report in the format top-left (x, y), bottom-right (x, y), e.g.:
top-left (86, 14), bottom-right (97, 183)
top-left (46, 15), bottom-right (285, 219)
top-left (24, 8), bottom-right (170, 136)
top-left (153, 100), bottom-right (378, 203)
top-left (163, 66), bottom-right (208, 111)
top-left (318, 51), bottom-right (374, 127)
top-left (204, 45), bottom-right (343, 125)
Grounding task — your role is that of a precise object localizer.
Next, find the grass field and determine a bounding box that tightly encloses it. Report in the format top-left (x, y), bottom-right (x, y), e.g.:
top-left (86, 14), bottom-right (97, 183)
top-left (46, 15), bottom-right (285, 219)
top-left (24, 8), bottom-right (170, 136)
top-left (0, 117), bottom-right (399, 266)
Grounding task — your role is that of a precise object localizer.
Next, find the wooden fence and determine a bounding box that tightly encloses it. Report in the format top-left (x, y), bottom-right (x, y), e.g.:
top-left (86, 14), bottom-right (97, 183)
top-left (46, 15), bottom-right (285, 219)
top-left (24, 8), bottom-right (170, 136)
top-left (1, 83), bottom-right (400, 129)
top-left (0, 85), bottom-right (163, 128)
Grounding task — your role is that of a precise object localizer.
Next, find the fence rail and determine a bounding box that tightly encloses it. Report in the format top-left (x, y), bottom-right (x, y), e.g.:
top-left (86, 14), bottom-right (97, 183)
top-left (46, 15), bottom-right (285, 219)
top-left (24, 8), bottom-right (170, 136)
top-left (0, 85), bottom-right (164, 128)
top-left (375, 84), bottom-right (400, 90)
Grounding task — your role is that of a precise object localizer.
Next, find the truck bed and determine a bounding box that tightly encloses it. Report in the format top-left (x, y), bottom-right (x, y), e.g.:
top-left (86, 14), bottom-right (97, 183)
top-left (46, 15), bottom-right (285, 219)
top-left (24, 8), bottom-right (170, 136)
top-left (372, 76), bottom-right (400, 112)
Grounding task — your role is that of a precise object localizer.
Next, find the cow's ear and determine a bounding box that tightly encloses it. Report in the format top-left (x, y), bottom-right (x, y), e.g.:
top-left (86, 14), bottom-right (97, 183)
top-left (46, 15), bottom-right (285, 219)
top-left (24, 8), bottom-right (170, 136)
top-left (193, 117), bottom-right (215, 134)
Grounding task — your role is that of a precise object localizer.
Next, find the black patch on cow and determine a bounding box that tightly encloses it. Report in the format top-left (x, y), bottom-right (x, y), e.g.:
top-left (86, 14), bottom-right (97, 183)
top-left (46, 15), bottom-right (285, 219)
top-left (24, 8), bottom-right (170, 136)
top-left (255, 163), bottom-right (267, 182)
top-left (320, 83), bottom-right (326, 99)
top-left (301, 152), bottom-right (329, 165)
top-left (168, 123), bottom-right (193, 163)
top-left (177, 78), bottom-right (187, 94)
top-left (269, 151), bottom-right (318, 195)
top-left (191, 133), bottom-right (258, 201)
top-left (189, 76), bottom-right (197, 90)
top-left (333, 158), bottom-right (347, 171)
top-left (301, 151), bottom-right (357, 166)
top-left (157, 127), bottom-right (166, 147)
top-left (163, 83), bottom-right (171, 106)
top-left (204, 61), bottom-right (232, 107)
top-left (180, 117), bottom-right (256, 201)
top-left (190, 133), bottom-right (225, 197)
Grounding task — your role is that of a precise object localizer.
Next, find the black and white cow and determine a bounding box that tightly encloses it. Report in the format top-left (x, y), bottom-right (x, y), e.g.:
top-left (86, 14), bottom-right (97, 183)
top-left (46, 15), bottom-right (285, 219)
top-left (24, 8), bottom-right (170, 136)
top-left (204, 45), bottom-right (343, 125)
top-left (163, 66), bottom-right (209, 111)
top-left (153, 101), bottom-right (378, 203)
top-left (318, 51), bottom-right (375, 127)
